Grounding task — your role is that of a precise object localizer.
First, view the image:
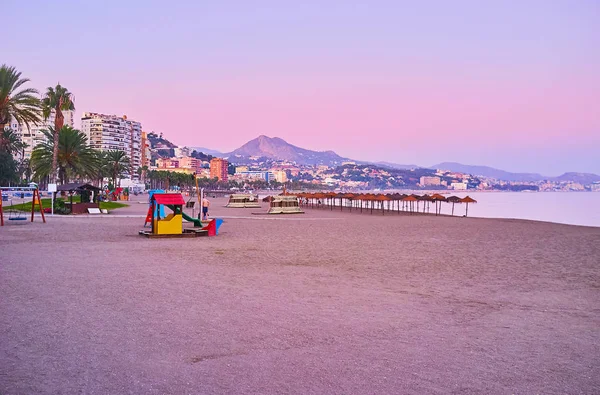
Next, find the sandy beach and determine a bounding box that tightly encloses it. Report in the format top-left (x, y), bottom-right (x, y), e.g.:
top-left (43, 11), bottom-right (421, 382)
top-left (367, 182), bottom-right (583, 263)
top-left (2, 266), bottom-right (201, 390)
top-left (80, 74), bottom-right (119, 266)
top-left (1, 196), bottom-right (599, 394)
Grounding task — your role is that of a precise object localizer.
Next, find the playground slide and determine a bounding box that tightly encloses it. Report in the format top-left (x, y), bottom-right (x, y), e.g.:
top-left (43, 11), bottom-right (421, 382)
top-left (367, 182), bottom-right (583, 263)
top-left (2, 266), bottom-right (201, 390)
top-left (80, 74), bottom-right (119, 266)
top-left (164, 204), bottom-right (202, 226)
top-left (181, 211), bottom-right (203, 227)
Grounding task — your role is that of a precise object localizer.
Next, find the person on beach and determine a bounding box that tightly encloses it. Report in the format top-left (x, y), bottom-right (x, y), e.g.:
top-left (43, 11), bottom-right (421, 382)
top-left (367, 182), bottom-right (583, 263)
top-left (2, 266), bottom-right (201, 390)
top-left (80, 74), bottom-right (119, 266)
top-left (202, 197), bottom-right (210, 220)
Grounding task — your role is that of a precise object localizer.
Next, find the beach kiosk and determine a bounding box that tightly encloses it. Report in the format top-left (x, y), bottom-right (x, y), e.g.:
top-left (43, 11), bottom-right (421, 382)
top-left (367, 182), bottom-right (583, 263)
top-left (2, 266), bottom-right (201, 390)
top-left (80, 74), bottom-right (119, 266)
top-left (268, 195), bottom-right (304, 214)
top-left (226, 193), bottom-right (261, 208)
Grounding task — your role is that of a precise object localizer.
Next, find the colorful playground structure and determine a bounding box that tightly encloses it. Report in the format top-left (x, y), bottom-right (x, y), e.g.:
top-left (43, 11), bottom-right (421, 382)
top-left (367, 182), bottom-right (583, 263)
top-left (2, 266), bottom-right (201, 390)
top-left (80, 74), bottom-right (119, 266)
top-left (139, 192), bottom-right (223, 238)
top-left (0, 186), bottom-right (46, 226)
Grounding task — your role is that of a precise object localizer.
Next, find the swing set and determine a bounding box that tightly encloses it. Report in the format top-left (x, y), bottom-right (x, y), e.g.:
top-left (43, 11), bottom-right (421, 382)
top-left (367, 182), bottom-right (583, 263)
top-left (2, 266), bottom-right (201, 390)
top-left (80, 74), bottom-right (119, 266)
top-left (0, 186), bottom-right (46, 226)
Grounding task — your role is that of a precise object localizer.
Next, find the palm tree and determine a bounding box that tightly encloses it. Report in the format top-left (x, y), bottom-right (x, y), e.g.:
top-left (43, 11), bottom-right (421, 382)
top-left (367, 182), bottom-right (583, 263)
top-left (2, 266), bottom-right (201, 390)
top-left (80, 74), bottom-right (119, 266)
top-left (0, 65), bottom-right (42, 130)
top-left (105, 150), bottom-right (130, 187)
top-left (0, 128), bottom-right (26, 156)
top-left (92, 151), bottom-right (110, 188)
top-left (31, 126), bottom-right (99, 184)
top-left (42, 84), bottom-right (75, 183)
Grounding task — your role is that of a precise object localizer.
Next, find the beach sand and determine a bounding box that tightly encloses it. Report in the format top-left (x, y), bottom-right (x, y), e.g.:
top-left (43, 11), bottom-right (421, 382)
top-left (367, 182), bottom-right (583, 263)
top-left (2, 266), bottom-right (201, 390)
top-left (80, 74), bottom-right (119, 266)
top-left (1, 196), bottom-right (599, 394)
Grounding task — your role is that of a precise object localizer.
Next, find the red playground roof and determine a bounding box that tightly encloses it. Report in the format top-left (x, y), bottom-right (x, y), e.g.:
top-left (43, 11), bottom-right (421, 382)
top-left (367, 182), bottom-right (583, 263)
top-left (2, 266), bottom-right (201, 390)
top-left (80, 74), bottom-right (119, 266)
top-left (152, 193), bottom-right (185, 205)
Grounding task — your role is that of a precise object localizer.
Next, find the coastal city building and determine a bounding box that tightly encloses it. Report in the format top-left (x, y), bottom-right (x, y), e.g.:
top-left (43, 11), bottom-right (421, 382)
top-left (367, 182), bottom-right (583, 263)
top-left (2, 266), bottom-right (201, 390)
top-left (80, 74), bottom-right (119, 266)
top-left (81, 112), bottom-right (142, 178)
top-left (9, 111), bottom-right (74, 160)
top-left (141, 132), bottom-right (151, 168)
top-left (272, 170), bottom-right (288, 183)
top-left (173, 146), bottom-right (190, 158)
top-left (156, 157), bottom-right (202, 174)
top-left (451, 182), bottom-right (468, 190)
top-left (210, 158), bottom-right (229, 181)
top-left (420, 176), bottom-right (441, 186)
top-left (235, 170), bottom-right (274, 183)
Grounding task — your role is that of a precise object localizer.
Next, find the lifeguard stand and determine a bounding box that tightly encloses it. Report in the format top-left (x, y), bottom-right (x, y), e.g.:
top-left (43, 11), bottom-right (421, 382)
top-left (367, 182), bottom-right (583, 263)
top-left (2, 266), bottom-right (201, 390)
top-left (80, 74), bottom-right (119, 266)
top-left (151, 193), bottom-right (184, 235)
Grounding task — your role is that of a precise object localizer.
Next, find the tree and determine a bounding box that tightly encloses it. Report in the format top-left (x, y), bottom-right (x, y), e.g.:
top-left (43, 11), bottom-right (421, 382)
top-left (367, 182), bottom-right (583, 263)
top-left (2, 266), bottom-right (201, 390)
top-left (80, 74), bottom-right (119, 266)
top-left (0, 151), bottom-right (18, 185)
top-left (105, 150), bottom-right (130, 187)
top-left (18, 158), bottom-right (32, 181)
top-left (91, 150), bottom-right (109, 187)
top-left (42, 84), bottom-right (75, 183)
top-left (31, 126), bottom-right (99, 184)
top-left (0, 128), bottom-right (26, 156)
top-left (0, 65), bottom-right (42, 130)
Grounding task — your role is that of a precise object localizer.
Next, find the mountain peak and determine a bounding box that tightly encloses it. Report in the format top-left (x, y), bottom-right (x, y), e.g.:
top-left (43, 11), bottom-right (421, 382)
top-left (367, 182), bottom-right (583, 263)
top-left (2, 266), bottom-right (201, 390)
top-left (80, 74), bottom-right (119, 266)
top-left (226, 136), bottom-right (347, 165)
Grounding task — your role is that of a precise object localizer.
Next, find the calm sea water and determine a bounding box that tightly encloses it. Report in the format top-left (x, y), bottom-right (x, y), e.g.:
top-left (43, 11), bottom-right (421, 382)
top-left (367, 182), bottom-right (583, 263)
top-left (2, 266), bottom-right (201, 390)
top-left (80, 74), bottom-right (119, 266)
top-left (270, 191), bottom-right (600, 228)
top-left (438, 192), bottom-right (600, 227)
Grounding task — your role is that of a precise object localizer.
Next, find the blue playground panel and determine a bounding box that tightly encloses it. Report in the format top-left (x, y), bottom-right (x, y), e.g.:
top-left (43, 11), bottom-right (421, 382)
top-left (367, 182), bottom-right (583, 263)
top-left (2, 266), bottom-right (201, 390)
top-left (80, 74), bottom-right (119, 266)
top-left (148, 189), bottom-right (166, 217)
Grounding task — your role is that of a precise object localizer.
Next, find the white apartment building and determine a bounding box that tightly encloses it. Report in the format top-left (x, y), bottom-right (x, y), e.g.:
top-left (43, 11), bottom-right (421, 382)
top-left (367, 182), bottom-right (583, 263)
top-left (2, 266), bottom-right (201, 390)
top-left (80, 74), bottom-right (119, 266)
top-left (9, 111), bottom-right (74, 160)
top-left (81, 112), bottom-right (142, 178)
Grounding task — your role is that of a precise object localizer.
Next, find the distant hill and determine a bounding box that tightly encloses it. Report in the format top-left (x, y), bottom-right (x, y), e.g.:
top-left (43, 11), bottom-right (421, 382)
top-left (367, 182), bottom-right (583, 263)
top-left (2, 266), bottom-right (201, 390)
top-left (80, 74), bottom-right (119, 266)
top-left (147, 132), bottom-right (176, 149)
top-left (431, 162), bottom-right (600, 183)
top-left (188, 147), bottom-right (224, 157)
top-left (431, 162), bottom-right (544, 181)
top-left (225, 135), bottom-right (349, 166)
top-left (374, 161), bottom-right (421, 170)
top-left (551, 172), bottom-right (600, 184)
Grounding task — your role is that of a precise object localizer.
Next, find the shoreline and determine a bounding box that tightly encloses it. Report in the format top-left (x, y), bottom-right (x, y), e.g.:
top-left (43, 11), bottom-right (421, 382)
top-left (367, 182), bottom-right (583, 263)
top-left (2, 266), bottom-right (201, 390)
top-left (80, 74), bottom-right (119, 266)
top-left (9, 198), bottom-right (599, 229)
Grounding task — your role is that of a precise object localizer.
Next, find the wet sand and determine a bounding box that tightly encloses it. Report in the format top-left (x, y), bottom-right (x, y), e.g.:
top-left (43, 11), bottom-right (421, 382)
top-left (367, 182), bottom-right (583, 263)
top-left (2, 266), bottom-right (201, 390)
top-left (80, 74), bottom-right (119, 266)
top-left (1, 197), bottom-right (599, 394)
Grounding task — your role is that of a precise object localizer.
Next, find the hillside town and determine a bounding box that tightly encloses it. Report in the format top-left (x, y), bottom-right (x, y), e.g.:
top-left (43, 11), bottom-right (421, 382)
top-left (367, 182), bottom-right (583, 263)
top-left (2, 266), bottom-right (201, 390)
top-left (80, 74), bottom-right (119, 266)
top-left (4, 109), bottom-right (599, 192)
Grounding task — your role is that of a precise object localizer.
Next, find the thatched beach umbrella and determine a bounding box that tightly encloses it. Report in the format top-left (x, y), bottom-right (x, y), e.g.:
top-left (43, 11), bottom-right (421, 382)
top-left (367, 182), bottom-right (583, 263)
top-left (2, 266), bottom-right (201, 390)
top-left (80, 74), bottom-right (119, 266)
top-left (460, 196), bottom-right (477, 217)
top-left (374, 194), bottom-right (390, 215)
top-left (419, 194), bottom-right (433, 213)
top-left (402, 195), bottom-right (418, 213)
top-left (430, 193), bottom-right (446, 216)
top-left (324, 192), bottom-right (337, 210)
top-left (445, 195), bottom-right (461, 216)
top-left (362, 193), bottom-right (377, 214)
top-left (342, 193), bottom-right (356, 211)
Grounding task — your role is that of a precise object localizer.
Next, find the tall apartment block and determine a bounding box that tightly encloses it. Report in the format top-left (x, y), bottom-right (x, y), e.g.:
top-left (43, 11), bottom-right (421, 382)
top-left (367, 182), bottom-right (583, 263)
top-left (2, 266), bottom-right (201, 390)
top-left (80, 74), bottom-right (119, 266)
top-left (209, 158), bottom-right (229, 182)
top-left (9, 111), bottom-right (74, 160)
top-left (81, 112), bottom-right (142, 179)
top-left (141, 131), bottom-right (151, 168)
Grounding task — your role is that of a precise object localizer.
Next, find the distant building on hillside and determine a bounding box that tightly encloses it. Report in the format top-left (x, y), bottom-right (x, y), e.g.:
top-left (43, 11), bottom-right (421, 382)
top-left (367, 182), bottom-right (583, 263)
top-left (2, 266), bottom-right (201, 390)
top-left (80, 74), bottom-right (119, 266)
top-left (9, 110), bottom-right (74, 160)
top-left (235, 170), bottom-right (274, 183)
top-left (81, 112), bottom-right (142, 178)
top-left (272, 170), bottom-right (288, 183)
top-left (210, 158), bottom-right (229, 181)
top-left (451, 182), bottom-right (468, 190)
top-left (420, 176), bottom-right (441, 186)
top-left (174, 146), bottom-right (190, 158)
top-left (156, 157), bottom-right (202, 174)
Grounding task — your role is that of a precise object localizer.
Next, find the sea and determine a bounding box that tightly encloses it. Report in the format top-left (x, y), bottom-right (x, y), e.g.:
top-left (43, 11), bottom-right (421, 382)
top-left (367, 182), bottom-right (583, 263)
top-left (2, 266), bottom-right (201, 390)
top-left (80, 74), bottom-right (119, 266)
top-left (447, 192), bottom-right (600, 228)
top-left (273, 191), bottom-right (600, 228)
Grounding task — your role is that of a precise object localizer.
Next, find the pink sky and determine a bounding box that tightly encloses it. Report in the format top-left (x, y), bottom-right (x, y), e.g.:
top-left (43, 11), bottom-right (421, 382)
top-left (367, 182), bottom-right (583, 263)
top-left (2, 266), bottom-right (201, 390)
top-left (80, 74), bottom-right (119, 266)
top-left (5, 0), bottom-right (600, 174)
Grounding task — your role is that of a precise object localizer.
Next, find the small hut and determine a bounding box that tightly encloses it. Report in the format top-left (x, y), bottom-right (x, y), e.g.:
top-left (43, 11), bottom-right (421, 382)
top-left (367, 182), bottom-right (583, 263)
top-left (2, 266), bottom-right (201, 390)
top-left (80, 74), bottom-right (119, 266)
top-left (226, 193), bottom-right (261, 208)
top-left (268, 195), bottom-right (304, 214)
top-left (57, 183), bottom-right (102, 214)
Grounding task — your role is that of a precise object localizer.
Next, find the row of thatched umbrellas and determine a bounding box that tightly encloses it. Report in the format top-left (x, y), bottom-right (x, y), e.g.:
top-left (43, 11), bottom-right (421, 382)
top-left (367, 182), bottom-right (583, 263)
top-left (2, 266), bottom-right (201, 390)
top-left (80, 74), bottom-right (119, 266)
top-left (289, 192), bottom-right (477, 216)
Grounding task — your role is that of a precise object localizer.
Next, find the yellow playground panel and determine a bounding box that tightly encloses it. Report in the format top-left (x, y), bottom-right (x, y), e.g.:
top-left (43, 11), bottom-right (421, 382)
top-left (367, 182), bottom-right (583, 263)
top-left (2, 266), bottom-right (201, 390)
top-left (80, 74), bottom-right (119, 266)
top-left (151, 193), bottom-right (185, 235)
